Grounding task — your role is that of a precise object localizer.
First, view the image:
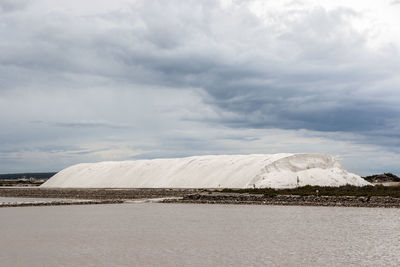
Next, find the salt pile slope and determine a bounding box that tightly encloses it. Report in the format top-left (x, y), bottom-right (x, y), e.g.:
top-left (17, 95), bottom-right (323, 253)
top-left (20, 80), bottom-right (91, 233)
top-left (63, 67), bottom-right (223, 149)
top-left (42, 154), bottom-right (370, 188)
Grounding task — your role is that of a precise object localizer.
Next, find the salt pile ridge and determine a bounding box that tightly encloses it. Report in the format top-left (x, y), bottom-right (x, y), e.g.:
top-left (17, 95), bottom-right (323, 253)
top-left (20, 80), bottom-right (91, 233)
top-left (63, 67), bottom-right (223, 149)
top-left (41, 154), bottom-right (370, 188)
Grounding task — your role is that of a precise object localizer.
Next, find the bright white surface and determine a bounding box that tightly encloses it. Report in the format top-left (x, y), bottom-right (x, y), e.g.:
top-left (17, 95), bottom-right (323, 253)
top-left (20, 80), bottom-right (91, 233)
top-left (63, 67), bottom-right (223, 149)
top-left (42, 154), bottom-right (370, 188)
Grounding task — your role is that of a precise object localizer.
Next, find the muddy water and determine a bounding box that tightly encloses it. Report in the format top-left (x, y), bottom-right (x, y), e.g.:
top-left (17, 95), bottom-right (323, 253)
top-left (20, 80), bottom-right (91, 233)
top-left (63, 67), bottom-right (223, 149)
top-left (0, 203), bottom-right (399, 266)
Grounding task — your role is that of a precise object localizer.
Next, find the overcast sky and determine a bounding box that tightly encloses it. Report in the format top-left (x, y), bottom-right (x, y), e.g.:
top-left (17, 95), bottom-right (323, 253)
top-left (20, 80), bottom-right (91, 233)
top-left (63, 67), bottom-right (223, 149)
top-left (1, 0), bottom-right (400, 175)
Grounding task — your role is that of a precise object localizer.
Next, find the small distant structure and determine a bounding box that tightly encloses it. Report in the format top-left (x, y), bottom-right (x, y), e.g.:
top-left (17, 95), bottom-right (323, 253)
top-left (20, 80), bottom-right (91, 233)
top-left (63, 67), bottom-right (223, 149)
top-left (296, 176), bottom-right (300, 187)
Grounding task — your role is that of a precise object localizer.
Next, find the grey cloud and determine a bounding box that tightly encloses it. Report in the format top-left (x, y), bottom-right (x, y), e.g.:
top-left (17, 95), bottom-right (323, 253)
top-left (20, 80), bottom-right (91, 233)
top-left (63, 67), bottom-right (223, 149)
top-left (0, 0), bottom-right (28, 13)
top-left (0, 0), bottom-right (400, 173)
top-left (67, 149), bottom-right (105, 155)
top-left (31, 120), bottom-right (131, 129)
top-left (1, 3), bottom-right (398, 136)
top-left (34, 145), bottom-right (82, 153)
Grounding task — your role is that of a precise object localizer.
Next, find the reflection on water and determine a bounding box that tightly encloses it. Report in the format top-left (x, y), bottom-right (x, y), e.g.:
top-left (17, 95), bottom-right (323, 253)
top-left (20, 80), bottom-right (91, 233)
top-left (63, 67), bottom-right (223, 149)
top-left (0, 203), bottom-right (399, 266)
top-left (0, 197), bottom-right (68, 203)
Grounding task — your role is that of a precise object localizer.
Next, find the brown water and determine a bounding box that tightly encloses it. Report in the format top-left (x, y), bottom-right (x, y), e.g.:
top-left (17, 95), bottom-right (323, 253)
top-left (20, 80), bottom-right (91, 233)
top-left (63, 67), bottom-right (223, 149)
top-left (0, 203), bottom-right (399, 266)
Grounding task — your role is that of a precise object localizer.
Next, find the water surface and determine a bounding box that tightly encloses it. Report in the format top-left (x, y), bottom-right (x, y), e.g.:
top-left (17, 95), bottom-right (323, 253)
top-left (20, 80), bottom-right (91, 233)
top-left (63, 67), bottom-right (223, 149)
top-left (0, 197), bottom-right (69, 204)
top-left (0, 203), bottom-right (399, 266)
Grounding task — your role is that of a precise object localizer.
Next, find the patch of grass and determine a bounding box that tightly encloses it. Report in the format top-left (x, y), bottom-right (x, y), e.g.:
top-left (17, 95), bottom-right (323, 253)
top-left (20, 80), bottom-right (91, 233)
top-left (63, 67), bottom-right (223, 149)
top-left (363, 173), bottom-right (400, 183)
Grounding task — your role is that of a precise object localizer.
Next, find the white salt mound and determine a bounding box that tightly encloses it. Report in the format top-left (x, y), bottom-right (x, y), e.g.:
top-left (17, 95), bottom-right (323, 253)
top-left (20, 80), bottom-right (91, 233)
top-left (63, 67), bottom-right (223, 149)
top-left (41, 153), bottom-right (370, 188)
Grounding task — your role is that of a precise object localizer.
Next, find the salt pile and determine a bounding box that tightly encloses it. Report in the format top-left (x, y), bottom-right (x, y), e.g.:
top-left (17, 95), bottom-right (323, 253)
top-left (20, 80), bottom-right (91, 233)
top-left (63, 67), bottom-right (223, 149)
top-left (41, 153), bottom-right (370, 188)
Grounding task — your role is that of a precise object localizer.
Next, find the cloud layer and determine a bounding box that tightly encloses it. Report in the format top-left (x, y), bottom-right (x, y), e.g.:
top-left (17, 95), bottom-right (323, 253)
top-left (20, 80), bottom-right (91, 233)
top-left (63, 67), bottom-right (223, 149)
top-left (1, 0), bottom-right (399, 174)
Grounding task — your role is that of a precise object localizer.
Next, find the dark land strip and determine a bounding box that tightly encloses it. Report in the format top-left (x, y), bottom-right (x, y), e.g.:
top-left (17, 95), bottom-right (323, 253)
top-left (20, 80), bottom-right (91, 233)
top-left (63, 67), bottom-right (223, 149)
top-left (163, 192), bottom-right (400, 208)
top-left (1, 186), bottom-right (400, 208)
top-left (0, 187), bottom-right (200, 199)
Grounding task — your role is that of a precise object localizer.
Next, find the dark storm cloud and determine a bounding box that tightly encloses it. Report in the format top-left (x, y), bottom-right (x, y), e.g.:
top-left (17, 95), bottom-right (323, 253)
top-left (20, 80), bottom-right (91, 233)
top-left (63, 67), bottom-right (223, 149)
top-left (1, 2), bottom-right (399, 135)
top-left (112, 4), bottom-right (399, 138)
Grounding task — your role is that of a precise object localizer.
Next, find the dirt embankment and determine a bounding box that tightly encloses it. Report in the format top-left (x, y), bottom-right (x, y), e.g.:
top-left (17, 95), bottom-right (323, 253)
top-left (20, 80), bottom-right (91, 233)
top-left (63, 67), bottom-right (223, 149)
top-left (163, 192), bottom-right (400, 208)
top-left (0, 187), bottom-right (202, 200)
top-left (2, 187), bottom-right (400, 208)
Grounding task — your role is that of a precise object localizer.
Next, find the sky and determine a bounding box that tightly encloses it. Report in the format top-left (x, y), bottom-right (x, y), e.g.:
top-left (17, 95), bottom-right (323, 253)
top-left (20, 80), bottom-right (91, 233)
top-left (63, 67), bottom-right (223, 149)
top-left (1, 0), bottom-right (400, 175)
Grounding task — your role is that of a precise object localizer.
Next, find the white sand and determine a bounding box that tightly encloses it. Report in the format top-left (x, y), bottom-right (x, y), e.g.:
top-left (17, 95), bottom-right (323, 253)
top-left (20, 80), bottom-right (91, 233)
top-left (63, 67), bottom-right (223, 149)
top-left (41, 153), bottom-right (370, 188)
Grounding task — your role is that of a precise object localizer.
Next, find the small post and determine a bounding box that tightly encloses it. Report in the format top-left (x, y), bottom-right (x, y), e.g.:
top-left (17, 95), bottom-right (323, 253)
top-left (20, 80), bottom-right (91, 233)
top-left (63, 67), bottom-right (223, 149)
top-left (316, 189), bottom-right (319, 197)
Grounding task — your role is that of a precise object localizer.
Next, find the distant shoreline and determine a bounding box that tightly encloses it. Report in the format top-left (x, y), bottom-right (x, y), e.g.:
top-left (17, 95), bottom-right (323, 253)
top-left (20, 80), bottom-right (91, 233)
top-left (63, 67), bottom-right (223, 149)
top-left (0, 199), bottom-right (124, 208)
top-left (1, 187), bottom-right (400, 208)
top-left (162, 193), bottom-right (400, 208)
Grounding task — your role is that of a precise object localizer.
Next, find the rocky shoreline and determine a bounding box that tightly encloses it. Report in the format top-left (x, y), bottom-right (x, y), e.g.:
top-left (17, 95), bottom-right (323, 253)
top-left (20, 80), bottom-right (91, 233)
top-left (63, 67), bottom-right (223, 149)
top-left (163, 192), bottom-right (400, 208)
top-left (1, 187), bottom-right (400, 208)
top-left (0, 187), bottom-right (201, 200)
